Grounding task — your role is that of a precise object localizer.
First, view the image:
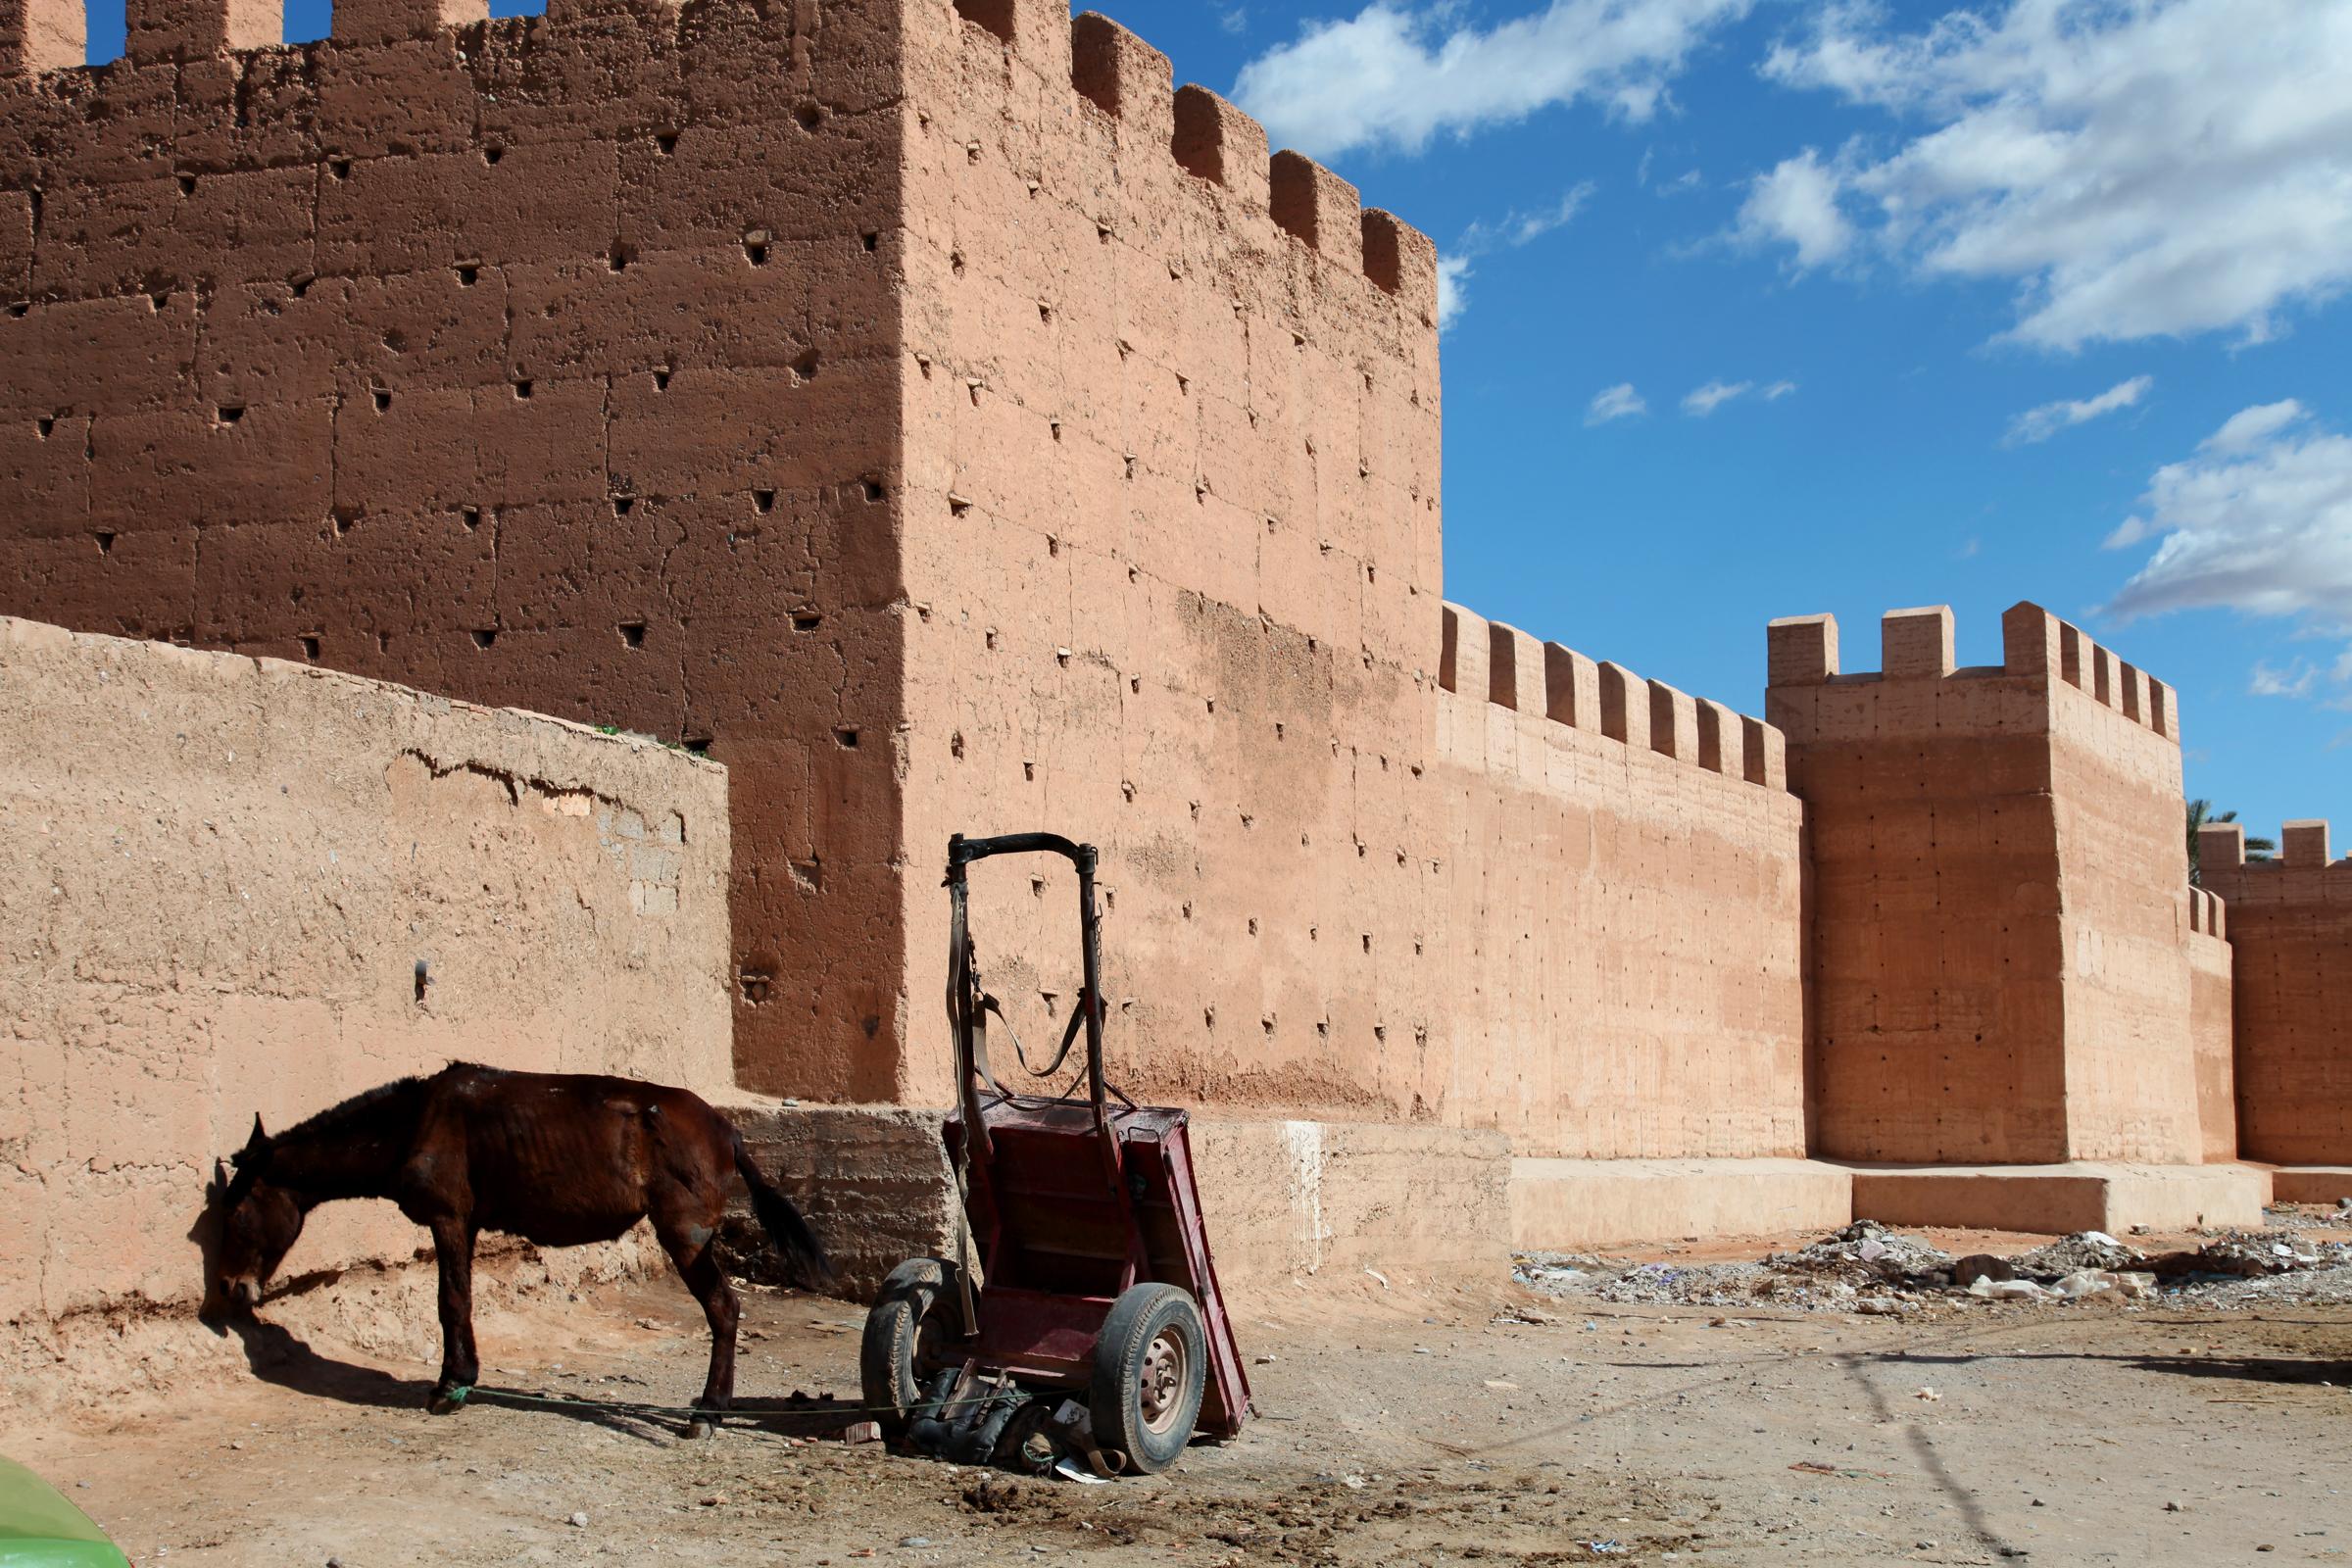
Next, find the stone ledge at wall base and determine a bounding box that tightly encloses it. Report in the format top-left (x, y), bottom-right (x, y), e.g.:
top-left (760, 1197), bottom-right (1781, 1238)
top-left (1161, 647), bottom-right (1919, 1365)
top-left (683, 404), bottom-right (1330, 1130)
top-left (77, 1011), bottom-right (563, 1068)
top-left (723, 1104), bottom-right (1510, 1303)
top-left (1840, 1163), bottom-right (2271, 1235)
top-left (2268, 1169), bottom-right (2352, 1206)
top-left (1510, 1158), bottom-right (1854, 1250)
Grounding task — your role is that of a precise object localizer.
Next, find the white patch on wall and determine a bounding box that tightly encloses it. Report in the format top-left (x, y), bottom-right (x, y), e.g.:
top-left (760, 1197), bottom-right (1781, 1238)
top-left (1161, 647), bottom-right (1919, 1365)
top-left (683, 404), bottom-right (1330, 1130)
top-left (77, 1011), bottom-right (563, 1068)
top-left (1283, 1120), bottom-right (1330, 1275)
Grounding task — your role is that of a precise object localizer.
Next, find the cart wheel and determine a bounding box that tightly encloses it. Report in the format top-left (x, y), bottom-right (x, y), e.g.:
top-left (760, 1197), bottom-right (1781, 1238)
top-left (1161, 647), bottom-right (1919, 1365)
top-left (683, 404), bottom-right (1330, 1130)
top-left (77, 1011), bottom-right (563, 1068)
top-left (860, 1256), bottom-right (954, 1437)
top-left (1089, 1283), bottom-right (1207, 1475)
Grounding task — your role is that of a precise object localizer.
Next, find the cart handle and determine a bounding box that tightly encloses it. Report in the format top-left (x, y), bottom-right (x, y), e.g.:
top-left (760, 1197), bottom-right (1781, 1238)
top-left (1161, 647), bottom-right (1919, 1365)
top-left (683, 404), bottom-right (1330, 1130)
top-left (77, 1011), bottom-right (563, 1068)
top-left (946, 832), bottom-right (1095, 873)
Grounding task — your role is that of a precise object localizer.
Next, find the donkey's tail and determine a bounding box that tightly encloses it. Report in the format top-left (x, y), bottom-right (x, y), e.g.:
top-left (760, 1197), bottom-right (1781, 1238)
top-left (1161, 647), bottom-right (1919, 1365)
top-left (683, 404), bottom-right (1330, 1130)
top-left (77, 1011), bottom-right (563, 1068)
top-left (732, 1134), bottom-right (837, 1291)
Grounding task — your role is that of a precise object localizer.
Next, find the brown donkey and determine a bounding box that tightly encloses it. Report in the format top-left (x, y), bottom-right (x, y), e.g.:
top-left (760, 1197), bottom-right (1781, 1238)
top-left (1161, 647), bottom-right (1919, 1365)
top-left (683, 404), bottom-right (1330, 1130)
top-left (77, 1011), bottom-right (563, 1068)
top-left (209, 1063), bottom-right (831, 1431)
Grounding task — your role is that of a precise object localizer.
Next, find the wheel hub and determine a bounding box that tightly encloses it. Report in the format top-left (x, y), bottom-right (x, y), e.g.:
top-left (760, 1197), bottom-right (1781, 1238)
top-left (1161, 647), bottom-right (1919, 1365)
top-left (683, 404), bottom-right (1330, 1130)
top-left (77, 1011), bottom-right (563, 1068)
top-left (1138, 1328), bottom-right (1189, 1434)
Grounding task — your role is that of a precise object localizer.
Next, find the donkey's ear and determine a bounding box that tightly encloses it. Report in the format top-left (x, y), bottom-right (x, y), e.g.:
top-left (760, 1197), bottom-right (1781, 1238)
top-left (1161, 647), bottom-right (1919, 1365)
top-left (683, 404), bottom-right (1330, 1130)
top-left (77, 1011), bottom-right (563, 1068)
top-left (246, 1113), bottom-right (268, 1150)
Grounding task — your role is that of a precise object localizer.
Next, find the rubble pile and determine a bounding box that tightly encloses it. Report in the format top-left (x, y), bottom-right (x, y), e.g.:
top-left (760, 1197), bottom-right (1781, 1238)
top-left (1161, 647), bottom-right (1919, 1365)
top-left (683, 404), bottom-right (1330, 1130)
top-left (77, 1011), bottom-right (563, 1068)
top-left (1513, 1212), bottom-right (2352, 1315)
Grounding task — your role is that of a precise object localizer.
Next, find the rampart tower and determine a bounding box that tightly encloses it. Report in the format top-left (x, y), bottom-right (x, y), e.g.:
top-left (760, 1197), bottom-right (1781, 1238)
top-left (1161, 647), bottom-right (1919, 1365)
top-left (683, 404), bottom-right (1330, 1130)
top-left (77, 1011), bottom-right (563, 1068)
top-left (0, 0), bottom-right (1441, 1108)
top-left (1768, 603), bottom-right (2204, 1165)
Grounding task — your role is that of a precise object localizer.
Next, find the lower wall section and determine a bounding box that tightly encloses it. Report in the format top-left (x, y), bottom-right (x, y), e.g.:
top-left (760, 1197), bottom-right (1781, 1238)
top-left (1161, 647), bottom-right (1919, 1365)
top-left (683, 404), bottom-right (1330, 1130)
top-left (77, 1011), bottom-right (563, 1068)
top-left (1844, 1162), bottom-right (2270, 1234)
top-left (727, 1104), bottom-right (1511, 1301)
top-left (1511, 1158), bottom-right (1854, 1250)
top-left (0, 617), bottom-right (734, 1332)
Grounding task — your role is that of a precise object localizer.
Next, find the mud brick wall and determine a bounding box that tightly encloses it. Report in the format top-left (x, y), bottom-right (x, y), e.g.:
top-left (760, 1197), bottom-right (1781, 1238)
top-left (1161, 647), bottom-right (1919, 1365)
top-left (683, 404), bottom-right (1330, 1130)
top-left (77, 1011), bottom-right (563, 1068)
top-left (2203, 820), bottom-right (2352, 1165)
top-left (2185, 887), bottom-right (2236, 1164)
top-left (0, 616), bottom-right (731, 1328)
top-left (887, 2), bottom-right (1451, 1120)
top-left (0, 0), bottom-right (907, 1099)
top-left (1432, 605), bottom-right (1804, 1158)
top-left (1769, 603), bottom-right (2202, 1164)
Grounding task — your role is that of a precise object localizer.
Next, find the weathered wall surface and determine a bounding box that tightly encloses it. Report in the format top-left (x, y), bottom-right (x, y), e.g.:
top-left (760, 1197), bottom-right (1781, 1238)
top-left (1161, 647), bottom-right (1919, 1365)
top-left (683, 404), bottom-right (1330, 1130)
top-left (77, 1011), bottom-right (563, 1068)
top-left (890, 0), bottom-right (1449, 1123)
top-left (2204, 820), bottom-right (2352, 1165)
top-left (2186, 888), bottom-right (2236, 1164)
top-left (0, 0), bottom-right (907, 1100)
top-left (1433, 607), bottom-right (1805, 1157)
top-left (0, 616), bottom-right (731, 1334)
top-left (1768, 603), bottom-right (2200, 1164)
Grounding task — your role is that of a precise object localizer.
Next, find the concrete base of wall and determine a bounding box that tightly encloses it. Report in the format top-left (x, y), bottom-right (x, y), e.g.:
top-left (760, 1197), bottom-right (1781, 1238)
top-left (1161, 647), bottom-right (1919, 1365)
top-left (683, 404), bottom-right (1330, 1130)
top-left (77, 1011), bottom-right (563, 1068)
top-left (1842, 1163), bottom-right (2272, 1234)
top-left (725, 1102), bottom-right (1511, 1301)
top-left (2270, 1168), bottom-right (2352, 1205)
top-left (1511, 1157), bottom-right (1854, 1250)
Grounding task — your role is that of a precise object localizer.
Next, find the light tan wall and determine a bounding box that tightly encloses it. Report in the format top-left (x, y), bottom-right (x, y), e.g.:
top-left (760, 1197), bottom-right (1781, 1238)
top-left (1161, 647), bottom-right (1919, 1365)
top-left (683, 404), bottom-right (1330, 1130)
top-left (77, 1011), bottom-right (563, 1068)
top-left (1433, 608), bottom-right (1805, 1158)
top-left (1769, 602), bottom-right (2197, 1164)
top-left (2185, 890), bottom-right (2236, 1164)
top-left (0, 617), bottom-right (732, 1327)
top-left (2204, 820), bottom-right (2352, 1165)
top-left (0, 0), bottom-right (908, 1102)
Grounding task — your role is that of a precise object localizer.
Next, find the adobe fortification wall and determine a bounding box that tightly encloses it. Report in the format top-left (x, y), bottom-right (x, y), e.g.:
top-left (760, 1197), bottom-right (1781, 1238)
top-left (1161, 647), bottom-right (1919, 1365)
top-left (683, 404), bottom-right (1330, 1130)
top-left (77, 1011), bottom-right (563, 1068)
top-left (1768, 603), bottom-right (2201, 1164)
top-left (885, 5), bottom-right (1803, 1154)
top-left (2203, 820), bottom-right (2351, 1165)
top-left (1434, 606), bottom-right (1804, 1157)
top-left (0, 0), bottom-right (910, 1100)
top-left (0, 616), bottom-right (731, 1389)
top-left (2185, 888), bottom-right (2235, 1164)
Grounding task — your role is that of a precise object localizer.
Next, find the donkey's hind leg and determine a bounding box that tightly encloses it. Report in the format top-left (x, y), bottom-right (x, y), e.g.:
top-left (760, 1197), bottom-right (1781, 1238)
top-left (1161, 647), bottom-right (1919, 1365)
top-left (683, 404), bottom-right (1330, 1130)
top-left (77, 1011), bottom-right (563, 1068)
top-left (427, 1217), bottom-right (481, 1414)
top-left (655, 1217), bottom-right (741, 1439)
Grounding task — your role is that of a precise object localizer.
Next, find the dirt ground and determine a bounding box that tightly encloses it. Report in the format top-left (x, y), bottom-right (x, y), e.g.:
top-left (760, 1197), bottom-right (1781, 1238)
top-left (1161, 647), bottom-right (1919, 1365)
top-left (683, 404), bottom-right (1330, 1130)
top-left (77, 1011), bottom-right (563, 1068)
top-left (8, 1225), bottom-right (2350, 1568)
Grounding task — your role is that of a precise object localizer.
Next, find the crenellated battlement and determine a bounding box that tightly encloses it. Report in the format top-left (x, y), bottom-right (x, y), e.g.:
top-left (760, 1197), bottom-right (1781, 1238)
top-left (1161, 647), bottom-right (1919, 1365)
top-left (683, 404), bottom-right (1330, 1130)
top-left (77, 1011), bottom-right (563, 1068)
top-left (2200, 819), bottom-right (2347, 897)
top-left (1766, 601), bottom-right (2179, 748)
top-left (2186, 884), bottom-right (2226, 941)
top-left (0, 1), bottom-right (1433, 322)
top-left (1440, 602), bottom-right (1788, 792)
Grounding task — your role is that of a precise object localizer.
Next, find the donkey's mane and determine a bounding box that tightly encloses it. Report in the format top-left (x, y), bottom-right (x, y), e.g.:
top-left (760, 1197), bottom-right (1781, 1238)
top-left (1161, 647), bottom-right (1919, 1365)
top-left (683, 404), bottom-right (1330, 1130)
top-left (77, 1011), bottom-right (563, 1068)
top-left (273, 1064), bottom-right (499, 1146)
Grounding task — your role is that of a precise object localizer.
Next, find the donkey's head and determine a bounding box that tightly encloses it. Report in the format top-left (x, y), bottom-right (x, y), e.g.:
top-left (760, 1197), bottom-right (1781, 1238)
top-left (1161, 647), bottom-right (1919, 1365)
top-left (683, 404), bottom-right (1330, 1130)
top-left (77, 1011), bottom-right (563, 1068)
top-left (209, 1115), bottom-right (305, 1309)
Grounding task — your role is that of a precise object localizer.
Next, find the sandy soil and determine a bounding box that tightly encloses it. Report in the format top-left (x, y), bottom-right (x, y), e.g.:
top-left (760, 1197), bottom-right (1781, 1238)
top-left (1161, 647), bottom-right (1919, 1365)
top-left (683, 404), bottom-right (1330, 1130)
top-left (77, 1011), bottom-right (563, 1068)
top-left (7, 1232), bottom-right (2350, 1568)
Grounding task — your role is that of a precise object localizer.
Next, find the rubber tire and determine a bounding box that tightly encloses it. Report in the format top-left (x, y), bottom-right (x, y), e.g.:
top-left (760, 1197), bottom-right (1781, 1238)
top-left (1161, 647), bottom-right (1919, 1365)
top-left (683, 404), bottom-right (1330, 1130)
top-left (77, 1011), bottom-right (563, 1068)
top-left (860, 1256), bottom-right (951, 1436)
top-left (1089, 1283), bottom-right (1208, 1475)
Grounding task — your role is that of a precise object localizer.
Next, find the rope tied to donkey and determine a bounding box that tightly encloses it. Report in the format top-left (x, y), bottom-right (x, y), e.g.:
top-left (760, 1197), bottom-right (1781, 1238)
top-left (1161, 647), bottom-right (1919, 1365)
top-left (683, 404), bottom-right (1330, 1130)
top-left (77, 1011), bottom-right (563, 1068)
top-left (449, 1383), bottom-right (1011, 1424)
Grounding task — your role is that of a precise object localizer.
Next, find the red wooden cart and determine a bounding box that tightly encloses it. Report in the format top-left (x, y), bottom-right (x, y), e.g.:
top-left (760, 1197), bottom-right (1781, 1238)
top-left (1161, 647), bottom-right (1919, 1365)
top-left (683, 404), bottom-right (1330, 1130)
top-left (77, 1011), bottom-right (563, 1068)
top-left (859, 834), bottom-right (1251, 1475)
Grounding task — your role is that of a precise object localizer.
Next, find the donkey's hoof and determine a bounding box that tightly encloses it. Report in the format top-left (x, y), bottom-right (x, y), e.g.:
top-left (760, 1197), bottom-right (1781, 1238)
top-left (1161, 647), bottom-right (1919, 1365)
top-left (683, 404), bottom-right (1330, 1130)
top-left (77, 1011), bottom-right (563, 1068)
top-left (428, 1389), bottom-right (470, 1416)
top-left (686, 1417), bottom-right (716, 1441)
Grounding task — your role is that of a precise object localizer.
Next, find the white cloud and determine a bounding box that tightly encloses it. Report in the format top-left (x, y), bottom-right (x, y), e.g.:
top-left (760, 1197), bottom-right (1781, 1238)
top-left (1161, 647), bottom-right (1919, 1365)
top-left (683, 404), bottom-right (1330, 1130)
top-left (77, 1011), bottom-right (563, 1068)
top-left (1587, 383), bottom-right (1648, 424)
top-left (1219, 6), bottom-right (1248, 35)
top-left (1440, 183), bottom-right (1597, 328)
top-left (2250, 659), bottom-right (2320, 699)
top-left (1733, 147), bottom-right (1853, 269)
top-left (1758, 0), bottom-right (2352, 349)
top-left (2206, 399), bottom-right (2307, 455)
top-left (1436, 255), bottom-right (1474, 329)
top-left (1681, 379), bottom-right (1750, 416)
top-left (2106, 401), bottom-right (2352, 631)
top-left (2004, 374), bottom-right (2153, 447)
top-left (1680, 378), bottom-right (1796, 416)
top-left (1231, 0), bottom-right (1754, 161)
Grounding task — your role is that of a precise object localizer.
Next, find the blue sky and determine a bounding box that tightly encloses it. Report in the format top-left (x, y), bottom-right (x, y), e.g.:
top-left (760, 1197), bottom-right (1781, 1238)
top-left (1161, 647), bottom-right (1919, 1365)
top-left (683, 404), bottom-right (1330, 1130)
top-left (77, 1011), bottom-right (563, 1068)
top-left (79, 0), bottom-right (2351, 836)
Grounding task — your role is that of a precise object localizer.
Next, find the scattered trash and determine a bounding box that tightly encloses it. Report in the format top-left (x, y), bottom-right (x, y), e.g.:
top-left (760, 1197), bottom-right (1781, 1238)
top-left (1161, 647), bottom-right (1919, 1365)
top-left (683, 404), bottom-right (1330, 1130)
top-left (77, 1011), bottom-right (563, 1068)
top-left (1052, 1458), bottom-right (1109, 1486)
top-left (841, 1421), bottom-right (884, 1445)
top-left (1586, 1543), bottom-right (1629, 1555)
top-left (566, 1512), bottom-right (589, 1529)
top-left (1254, 1352), bottom-right (1278, 1364)
top-left (1914, 1387), bottom-right (1941, 1401)
top-left (1364, 1267), bottom-right (1391, 1289)
top-left (1516, 1217), bottom-right (2352, 1315)
top-left (1952, 1254), bottom-right (2014, 1287)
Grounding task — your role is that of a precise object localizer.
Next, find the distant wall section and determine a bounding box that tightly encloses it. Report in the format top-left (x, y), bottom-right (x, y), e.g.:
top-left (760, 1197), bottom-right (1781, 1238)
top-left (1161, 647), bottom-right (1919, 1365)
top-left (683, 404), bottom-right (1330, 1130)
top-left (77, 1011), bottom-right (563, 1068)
top-left (1768, 603), bottom-right (2200, 1165)
top-left (2203, 819), bottom-right (2351, 1165)
top-left (0, 617), bottom-right (732, 1331)
top-left (2186, 888), bottom-right (2235, 1164)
